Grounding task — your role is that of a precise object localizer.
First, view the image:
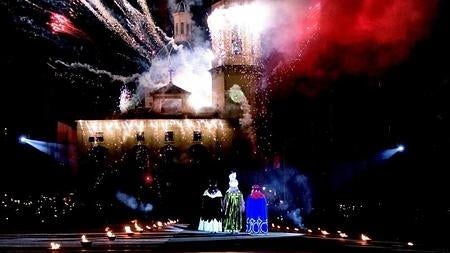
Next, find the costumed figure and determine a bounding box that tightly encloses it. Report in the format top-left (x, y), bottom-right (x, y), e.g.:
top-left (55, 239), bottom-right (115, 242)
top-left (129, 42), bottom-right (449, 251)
top-left (223, 172), bottom-right (245, 233)
top-left (245, 185), bottom-right (268, 234)
top-left (198, 180), bottom-right (223, 232)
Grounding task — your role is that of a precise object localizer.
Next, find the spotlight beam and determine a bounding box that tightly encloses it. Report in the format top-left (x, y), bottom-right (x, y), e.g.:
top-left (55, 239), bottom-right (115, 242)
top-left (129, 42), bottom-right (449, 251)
top-left (379, 144), bottom-right (405, 160)
top-left (18, 136), bottom-right (66, 164)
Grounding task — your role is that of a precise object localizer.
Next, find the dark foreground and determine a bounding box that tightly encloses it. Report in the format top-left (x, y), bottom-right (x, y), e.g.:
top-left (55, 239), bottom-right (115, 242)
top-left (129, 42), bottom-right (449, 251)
top-left (0, 224), bottom-right (446, 253)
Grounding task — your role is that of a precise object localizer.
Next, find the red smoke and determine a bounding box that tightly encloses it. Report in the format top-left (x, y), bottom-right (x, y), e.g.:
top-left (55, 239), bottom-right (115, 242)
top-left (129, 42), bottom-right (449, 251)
top-left (269, 0), bottom-right (438, 96)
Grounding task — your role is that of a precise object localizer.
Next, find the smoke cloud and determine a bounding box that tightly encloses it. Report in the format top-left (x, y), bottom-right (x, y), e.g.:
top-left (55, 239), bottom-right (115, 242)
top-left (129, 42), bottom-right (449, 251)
top-left (116, 191), bottom-right (153, 212)
top-left (267, 0), bottom-right (438, 90)
top-left (265, 167), bottom-right (312, 228)
top-left (133, 46), bottom-right (214, 111)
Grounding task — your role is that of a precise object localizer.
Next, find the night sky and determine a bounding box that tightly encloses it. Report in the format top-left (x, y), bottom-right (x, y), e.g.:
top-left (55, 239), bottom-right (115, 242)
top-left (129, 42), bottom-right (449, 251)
top-left (0, 0), bottom-right (449, 212)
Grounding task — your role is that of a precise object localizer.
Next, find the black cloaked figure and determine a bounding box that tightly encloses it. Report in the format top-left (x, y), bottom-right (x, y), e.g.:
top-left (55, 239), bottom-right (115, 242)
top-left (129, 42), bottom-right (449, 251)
top-left (198, 179), bottom-right (223, 232)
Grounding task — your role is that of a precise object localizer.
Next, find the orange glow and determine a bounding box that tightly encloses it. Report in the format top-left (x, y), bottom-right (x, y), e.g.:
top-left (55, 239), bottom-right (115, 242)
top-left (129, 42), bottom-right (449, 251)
top-left (361, 234), bottom-right (371, 241)
top-left (132, 220), bottom-right (144, 232)
top-left (124, 226), bottom-right (134, 234)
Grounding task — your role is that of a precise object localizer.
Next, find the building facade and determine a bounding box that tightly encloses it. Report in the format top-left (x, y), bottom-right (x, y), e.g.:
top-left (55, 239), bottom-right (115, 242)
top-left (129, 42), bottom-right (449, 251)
top-left (62, 0), bottom-right (264, 220)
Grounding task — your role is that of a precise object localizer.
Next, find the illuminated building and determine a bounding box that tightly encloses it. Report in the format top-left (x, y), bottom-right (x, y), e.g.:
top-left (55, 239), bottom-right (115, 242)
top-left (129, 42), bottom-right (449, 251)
top-left (57, 0), bottom-right (264, 219)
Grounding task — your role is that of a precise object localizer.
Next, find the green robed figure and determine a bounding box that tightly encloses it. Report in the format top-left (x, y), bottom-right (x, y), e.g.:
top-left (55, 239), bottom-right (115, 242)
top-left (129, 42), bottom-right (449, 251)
top-left (222, 171), bottom-right (245, 233)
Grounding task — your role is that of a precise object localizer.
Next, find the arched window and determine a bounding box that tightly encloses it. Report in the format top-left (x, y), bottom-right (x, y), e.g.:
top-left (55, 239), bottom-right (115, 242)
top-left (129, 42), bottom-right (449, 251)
top-left (231, 26), bottom-right (242, 55)
top-left (189, 143), bottom-right (210, 165)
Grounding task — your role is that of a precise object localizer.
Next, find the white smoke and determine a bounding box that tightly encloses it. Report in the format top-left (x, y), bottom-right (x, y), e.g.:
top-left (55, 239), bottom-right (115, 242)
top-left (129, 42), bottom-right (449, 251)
top-left (259, 0), bottom-right (320, 57)
top-left (135, 46), bottom-right (214, 111)
top-left (116, 191), bottom-right (153, 212)
top-left (287, 208), bottom-right (304, 228)
top-left (265, 167), bottom-right (312, 228)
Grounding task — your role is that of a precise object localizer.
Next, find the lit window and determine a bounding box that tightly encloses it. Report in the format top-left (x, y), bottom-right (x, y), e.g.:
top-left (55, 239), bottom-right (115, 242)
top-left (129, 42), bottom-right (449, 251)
top-left (193, 131), bottom-right (202, 142)
top-left (231, 26), bottom-right (242, 55)
top-left (165, 131), bottom-right (174, 142)
top-left (136, 132), bottom-right (144, 142)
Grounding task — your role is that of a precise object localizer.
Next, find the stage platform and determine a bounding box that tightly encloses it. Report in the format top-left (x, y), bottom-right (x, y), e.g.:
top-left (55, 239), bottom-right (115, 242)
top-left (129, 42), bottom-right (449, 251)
top-left (0, 224), bottom-right (443, 252)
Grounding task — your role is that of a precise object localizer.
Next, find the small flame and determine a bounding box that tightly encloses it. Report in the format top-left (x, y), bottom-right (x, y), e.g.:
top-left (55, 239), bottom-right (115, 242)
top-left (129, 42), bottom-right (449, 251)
top-left (361, 234), bottom-right (371, 241)
top-left (339, 232), bottom-right (348, 238)
top-left (321, 230), bottom-right (329, 235)
top-left (124, 226), bottom-right (133, 234)
top-left (157, 221), bottom-right (163, 227)
top-left (132, 220), bottom-right (144, 232)
top-left (81, 235), bottom-right (89, 242)
top-left (50, 242), bottom-right (61, 250)
top-left (106, 231), bottom-right (115, 237)
top-left (307, 229), bottom-right (313, 233)
top-left (407, 242), bottom-right (414, 246)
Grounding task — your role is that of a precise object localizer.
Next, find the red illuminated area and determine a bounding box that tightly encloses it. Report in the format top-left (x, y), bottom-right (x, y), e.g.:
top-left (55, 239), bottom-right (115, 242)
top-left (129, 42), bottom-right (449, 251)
top-left (270, 0), bottom-right (438, 96)
top-left (48, 12), bottom-right (87, 39)
top-left (144, 174), bottom-right (154, 185)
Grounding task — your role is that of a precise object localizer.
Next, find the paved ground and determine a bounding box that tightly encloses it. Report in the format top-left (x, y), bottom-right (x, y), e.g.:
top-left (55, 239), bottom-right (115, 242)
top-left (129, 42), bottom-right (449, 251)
top-left (0, 224), bottom-right (446, 252)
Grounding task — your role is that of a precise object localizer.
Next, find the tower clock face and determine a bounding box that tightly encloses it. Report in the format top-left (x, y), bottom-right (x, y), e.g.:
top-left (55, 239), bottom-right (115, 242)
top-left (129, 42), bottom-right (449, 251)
top-left (229, 89), bottom-right (245, 104)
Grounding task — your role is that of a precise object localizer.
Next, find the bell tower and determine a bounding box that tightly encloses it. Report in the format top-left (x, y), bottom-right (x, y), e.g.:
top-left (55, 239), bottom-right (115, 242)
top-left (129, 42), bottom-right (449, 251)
top-left (208, 0), bottom-right (263, 119)
top-left (172, 1), bottom-right (193, 44)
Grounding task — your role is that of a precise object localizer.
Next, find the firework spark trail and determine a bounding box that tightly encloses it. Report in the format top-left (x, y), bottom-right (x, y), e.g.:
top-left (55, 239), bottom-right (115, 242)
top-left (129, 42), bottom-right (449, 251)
top-left (8, 0), bottom-right (87, 41)
top-left (207, 1), bottom-right (271, 66)
top-left (48, 12), bottom-right (87, 39)
top-left (113, 0), bottom-right (159, 50)
top-left (79, 0), bottom-right (171, 63)
top-left (136, 0), bottom-right (165, 47)
top-left (78, 0), bottom-right (150, 61)
top-left (55, 60), bottom-right (140, 83)
top-left (80, 0), bottom-right (158, 62)
top-left (119, 86), bottom-right (133, 112)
